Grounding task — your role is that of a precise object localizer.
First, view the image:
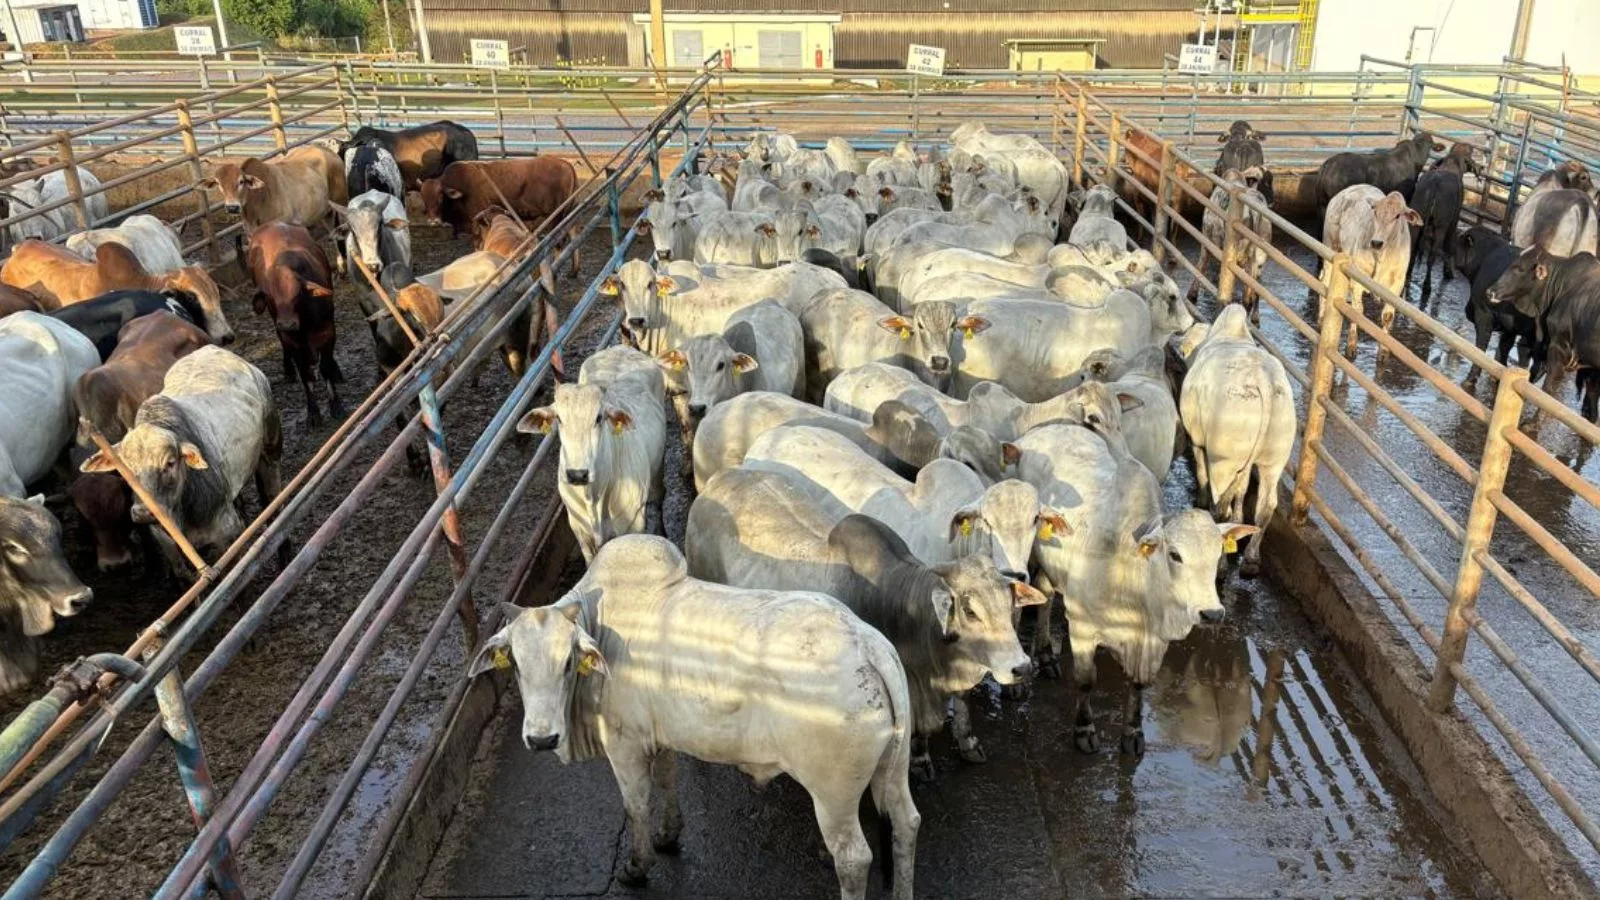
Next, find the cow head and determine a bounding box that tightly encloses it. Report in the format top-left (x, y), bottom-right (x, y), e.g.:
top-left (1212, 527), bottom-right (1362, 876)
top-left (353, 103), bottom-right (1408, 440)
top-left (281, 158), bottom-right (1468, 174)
top-left (1559, 160), bottom-right (1595, 195)
top-left (1080, 184), bottom-right (1117, 218)
top-left (468, 601), bottom-right (607, 755)
top-left (927, 554), bottom-right (1047, 688)
top-left (336, 196), bottom-right (409, 275)
top-left (0, 495), bottom-right (92, 638)
top-left (68, 471), bottom-right (136, 572)
top-left (947, 478), bottom-right (1065, 583)
top-left (641, 194), bottom-right (684, 261)
top-left (256, 266), bottom-right (333, 333)
top-left (164, 266), bottom-right (234, 345)
top-left (936, 425), bottom-right (1017, 486)
top-left (772, 208), bottom-right (821, 264)
top-left (1221, 120), bottom-right (1264, 142)
top-left (606, 259), bottom-right (677, 346)
top-left (80, 423), bottom-right (208, 530)
top-left (418, 177), bottom-right (453, 225)
top-left (1135, 510), bottom-right (1257, 641)
top-left (1057, 381), bottom-right (1143, 453)
top-left (200, 160), bottom-right (267, 214)
top-left (1368, 191), bottom-right (1422, 251)
top-left (656, 334), bottom-right (757, 438)
top-left (875, 300), bottom-right (975, 391)
top-left (518, 382), bottom-right (633, 491)
top-left (1486, 246), bottom-right (1557, 320)
top-left (1124, 274), bottom-right (1193, 341)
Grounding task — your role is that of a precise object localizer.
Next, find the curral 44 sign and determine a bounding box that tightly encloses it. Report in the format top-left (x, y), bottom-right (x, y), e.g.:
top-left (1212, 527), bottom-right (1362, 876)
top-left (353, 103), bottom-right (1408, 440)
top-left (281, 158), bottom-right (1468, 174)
top-left (175, 26), bottom-right (216, 56)
top-left (1177, 42), bottom-right (1218, 75)
top-left (905, 44), bottom-right (946, 77)
top-left (471, 38), bottom-right (511, 69)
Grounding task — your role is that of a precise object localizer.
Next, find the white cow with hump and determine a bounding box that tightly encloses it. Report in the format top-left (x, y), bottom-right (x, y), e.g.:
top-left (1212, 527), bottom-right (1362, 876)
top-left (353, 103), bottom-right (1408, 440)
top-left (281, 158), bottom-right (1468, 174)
top-left (0, 312), bottom-right (100, 498)
top-left (1012, 382), bottom-right (1254, 757)
top-left (656, 299), bottom-right (805, 440)
top-left (1179, 304), bottom-right (1296, 575)
top-left (518, 346), bottom-right (666, 562)
top-left (469, 535), bottom-right (919, 900)
top-left (66, 214), bottom-right (189, 274)
top-left (609, 258), bottom-right (846, 356)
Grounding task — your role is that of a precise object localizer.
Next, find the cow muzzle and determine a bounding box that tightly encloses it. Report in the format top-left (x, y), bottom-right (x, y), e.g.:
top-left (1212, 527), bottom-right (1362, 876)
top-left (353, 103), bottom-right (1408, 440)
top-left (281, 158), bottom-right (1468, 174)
top-left (1011, 660), bottom-right (1036, 681)
top-left (655, 249), bottom-right (671, 261)
top-left (686, 403), bottom-right (707, 420)
top-left (523, 732), bottom-right (560, 752)
top-left (625, 316), bottom-right (647, 333)
top-left (277, 317), bottom-right (301, 333)
top-left (1198, 607), bottom-right (1226, 624)
top-left (223, 202), bottom-right (241, 214)
top-left (1369, 239), bottom-right (1385, 250)
top-left (565, 468), bottom-right (591, 486)
top-left (130, 503), bottom-right (154, 525)
top-left (55, 587), bottom-right (92, 618)
top-left (929, 355), bottom-right (951, 374)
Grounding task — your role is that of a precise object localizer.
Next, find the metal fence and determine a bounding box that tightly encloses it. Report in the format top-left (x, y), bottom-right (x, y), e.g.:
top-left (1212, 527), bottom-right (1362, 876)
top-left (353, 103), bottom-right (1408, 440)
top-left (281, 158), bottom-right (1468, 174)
top-left (1050, 71), bottom-right (1600, 871)
top-left (0, 54), bottom-right (722, 900)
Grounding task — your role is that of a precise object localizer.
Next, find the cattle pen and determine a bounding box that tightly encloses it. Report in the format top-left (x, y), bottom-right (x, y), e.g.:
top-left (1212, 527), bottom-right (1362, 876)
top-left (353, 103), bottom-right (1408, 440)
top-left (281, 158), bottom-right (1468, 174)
top-left (0, 51), bottom-right (1594, 899)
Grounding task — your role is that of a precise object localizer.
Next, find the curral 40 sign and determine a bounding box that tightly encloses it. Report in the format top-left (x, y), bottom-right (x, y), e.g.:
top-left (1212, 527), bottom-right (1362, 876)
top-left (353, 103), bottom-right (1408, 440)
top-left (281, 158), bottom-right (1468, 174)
top-left (471, 38), bottom-right (511, 69)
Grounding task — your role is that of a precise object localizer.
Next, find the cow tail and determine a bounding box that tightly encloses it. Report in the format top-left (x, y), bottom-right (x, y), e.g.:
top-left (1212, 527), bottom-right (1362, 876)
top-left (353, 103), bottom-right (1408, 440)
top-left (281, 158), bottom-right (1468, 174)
top-left (865, 633), bottom-right (912, 779)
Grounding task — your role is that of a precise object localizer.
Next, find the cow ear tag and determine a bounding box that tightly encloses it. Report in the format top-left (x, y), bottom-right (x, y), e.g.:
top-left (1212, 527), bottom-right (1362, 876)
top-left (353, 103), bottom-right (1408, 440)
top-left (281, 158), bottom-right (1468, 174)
top-left (1222, 534), bottom-right (1238, 553)
top-left (960, 519), bottom-right (973, 537)
top-left (963, 326), bottom-right (974, 339)
top-left (612, 419), bottom-right (625, 435)
top-left (577, 653), bottom-right (598, 676)
top-left (1038, 520), bottom-right (1055, 541)
top-left (491, 647), bottom-right (512, 670)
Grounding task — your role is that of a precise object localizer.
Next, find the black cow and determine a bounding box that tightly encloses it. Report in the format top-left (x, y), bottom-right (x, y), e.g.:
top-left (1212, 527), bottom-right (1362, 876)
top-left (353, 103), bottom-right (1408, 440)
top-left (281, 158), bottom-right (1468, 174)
top-left (1215, 121), bottom-right (1266, 176)
top-left (1408, 144), bottom-right (1479, 295)
top-left (338, 121), bottom-right (479, 191)
top-left (0, 495), bottom-right (91, 696)
top-left (343, 142), bottom-right (404, 200)
top-left (49, 289), bottom-right (205, 361)
top-left (1487, 248), bottom-right (1600, 421)
top-left (1315, 132), bottom-right (1442, 211)
top-left (1454, 226), bottom-right (1532, 389)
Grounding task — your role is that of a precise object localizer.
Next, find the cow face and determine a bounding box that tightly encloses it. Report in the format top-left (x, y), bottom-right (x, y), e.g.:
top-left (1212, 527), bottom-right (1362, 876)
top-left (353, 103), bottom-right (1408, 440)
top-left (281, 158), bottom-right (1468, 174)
top-left (1135, 275), bottom-right (1194, 341)
top-left (606, 259), bottom-right (674, 346)
top-left (418, 178), bottom-right (447, 225)
top-left (930, 554), bottom-right (1046, 687)
top-left (341, 197), bottom-right (408, 274)
top-left (1080, 184), bottom-right (1117, 218)
top-left (1368, 192), bottom-right (1422, 252)
top-left (259, 268), bottom-right (333, 333)
top-left (81, 424), bottom-right (208, 528)
top-left (0, 495), bottom-right (92, 638)
top-left (469, 602), bottom-right (608, 754)
top-left (166, 266), bottom-right (234, 345)
top-left (948, 479), bottom-right (1064, 583)
top-left (936, 426), bottom-right (1015, 486)
top-left (641, 193), bottom-right (684, 261)
top-left (657, 335), bottom-right (757, 434)
top-left (518, 383), bottom-right (633, 490)
top-left (200, 161), bottom-right (264, 214)
top-left (1136, 510), bottom-right (1256, 641)
top-left (1486, 247), bottom-right (1555, 319)
top-left (773, 208), bottom-right (822, 264)
top-left (3, 181), bottom-right (50, 242)
top-left (875, 300), bottom-right (974, 391)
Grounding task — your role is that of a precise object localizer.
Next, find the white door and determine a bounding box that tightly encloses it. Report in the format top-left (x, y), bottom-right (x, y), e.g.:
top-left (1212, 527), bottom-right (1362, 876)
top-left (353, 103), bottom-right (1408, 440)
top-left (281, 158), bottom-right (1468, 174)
top-left (757, 30), bottom-right (802, 68)
top-left (673, 29), bottom-right (704, 67)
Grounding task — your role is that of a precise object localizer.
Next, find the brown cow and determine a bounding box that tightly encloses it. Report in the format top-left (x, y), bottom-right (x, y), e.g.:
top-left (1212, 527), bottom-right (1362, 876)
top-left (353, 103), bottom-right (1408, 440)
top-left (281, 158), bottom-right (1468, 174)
top-left (71, 311), bottom-right (211, 570)
top-left (338, 121), bottom-right (479, 191)
top-left (201, 145), bottom-right (348, 230)
top-left (240, 221), bottom-right (343, 425)
top-left (420, 157), bottom-right (581, 274)
top-left (0, 283), bottom-right (44, 318)
top-left (1120, 127), bottom-right (1208, 228)
top-left (473, 208), bottom-right (531, 257)
top-left (0, 240), bottom-right (232, 343)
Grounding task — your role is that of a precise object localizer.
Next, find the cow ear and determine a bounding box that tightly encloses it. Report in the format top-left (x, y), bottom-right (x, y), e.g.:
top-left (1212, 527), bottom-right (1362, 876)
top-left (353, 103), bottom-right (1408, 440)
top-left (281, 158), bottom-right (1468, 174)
top-left (755, 223), bottom-right (776, 237)
top-left (1036, 509), bottom-right (1070, 542)
top-left (79, 449), bottom-right (117, 473)
top-left (845, 188), bottom-right (858, 199)
top-left (518, 407), bottom-right (556, 434)
top-left (444, 187), bottom-right (464, 200)
top-left (876, 315), bottom-right (912, 338)
top-left (878, 187), bottom-right (895, 200)
top-left (574, 630), bottom-right (609, 679)
top-left (1217, 522), bottom-right (1259, 554)
top-left (197, 177), bottom-right (219, 190)
top-left (948, 508), bottom-right (979, 542)
top-left (804, 225), bottom-right (821, 238)
top-left (180, 442), bottom-right (209, 470)
top-left (1404, 208), bottom-right (1423, 226)
top-left (1001, 441), bottom-right (1022, 469)
top-left (308, 283), bottom-right (334, 298)
top-left (1535, 263), bottom-right (1548, 280)
top-left (329, 202), bottom-right (347, 217)
top-left (655, 275), bottom-right (677, 295)
top-left (657, 350), bottom-right (687, 371)
top-left (606, 409), bottom-right (633, 434)
top-left (467, 629), bottom-right (513, 679)
top-left (929, 584), bottom-right (956, 637)
top-left (955, 315), bottom-right (990, 338)
top-left (1116, 391), bottom-right (1144, 414)
top-left (386, 218), bottom-right (409, 230)
top-left (251, 291), bottom-right (266, 314)
top-left (1217, 133), bottom-right (1228, 143)
top-left (1010, 581), bottom-right (1048, 608)
top-left (732, 353), bottom-right (759, 374)
top-left (599, 276), bottom-right (620, 296)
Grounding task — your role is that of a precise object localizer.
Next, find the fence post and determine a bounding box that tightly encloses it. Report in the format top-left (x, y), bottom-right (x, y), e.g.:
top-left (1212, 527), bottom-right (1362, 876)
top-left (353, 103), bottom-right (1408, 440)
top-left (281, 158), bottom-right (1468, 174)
top-left (417, 383), bottom-right (478, 650)
top-left (1105, 112), bottom-right (1122, 192)
top-left (1151, 139), bottom-right (1176, 261)
top-left (54, 132), bottom-right (89, 230)
top-left (341, 61), bottom-right (362, 126)
top-left (1290, 253), bottom-right (1350, 525)
top-left (1072, 86), bottom-right (1087, 187)
top-left (489, 69), bottom-right (507, 157)
top-left (1428, 368), bottom-right (1527, 711)
top-left (1403, 64), bottom-right (1424, 138)
top-left (266, 77), bottom-right (287, 151)
top-left (333, 64), bottom-right (352, 136)
top-left (1505, 116), bottom-right (1534, 234)
top-left (1214, 185), bottom-right (1244, 303)
top-left (910, 73), bottom-right (921, 141)
top-left (176, 102), bottom-right (220, 266)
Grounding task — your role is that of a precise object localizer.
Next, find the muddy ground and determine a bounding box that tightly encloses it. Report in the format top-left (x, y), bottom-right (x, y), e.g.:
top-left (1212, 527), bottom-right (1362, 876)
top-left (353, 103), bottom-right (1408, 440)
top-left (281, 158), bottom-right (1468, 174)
top-left (0, 196), bottom-right (627, 897)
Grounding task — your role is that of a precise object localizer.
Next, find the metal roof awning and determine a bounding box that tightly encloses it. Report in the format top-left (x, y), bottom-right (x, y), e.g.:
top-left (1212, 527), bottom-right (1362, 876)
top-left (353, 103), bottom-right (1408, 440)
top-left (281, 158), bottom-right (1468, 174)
top-left (1001, 37), bottom-right (1107, 47)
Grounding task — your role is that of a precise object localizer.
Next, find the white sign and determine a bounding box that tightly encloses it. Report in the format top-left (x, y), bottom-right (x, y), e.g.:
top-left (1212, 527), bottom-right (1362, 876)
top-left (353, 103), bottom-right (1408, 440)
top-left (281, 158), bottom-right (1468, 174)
top-left (1177, 43), bottom-right (1218, 75)
top-left (175, 26), bottom-right (216, 56)
top-left (905, 44), bottom-right (946, 77)
top-left (471, 39), bottom-right (510, 69)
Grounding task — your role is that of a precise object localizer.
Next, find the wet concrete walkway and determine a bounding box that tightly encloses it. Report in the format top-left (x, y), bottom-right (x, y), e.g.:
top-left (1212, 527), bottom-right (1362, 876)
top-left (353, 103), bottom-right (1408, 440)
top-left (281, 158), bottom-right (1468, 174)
top-left (421, 465), bottom-right (1495, 899)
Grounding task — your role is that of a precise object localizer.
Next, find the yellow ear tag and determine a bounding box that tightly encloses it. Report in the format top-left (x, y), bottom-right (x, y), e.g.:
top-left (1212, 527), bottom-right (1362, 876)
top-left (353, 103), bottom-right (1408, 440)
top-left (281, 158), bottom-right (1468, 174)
top-left (491, 647), bottom-right (512, 670)
top-left (1138, 542), bottom-right (1157, 558)
top-left (960, 519), bottom-right (973, 537)
top-left (963, 327), bottom-right (974, 340)
top-left (1222, 534), bottom-right (1238, 553)
top-left (612, 419), bottom-right (625, 435)
top-left (576, 653), bottom-right (598, 676)
top-left (899, 327), bottom-right (911, 340)
top-left (1038, 521), bottom-right (1054, 541)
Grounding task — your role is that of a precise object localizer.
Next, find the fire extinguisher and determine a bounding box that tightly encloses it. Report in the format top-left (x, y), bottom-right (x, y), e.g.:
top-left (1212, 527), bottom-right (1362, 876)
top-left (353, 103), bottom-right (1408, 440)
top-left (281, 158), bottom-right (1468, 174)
top-left (724, 45), bottom-right (733, 67)
top-left (815, 46), bottom-right (824, 68)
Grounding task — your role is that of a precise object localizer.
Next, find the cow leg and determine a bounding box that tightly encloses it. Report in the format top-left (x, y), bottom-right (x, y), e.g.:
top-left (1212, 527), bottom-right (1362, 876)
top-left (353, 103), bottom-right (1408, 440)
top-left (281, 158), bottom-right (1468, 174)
top-left (867, 745), bottom-right (919, 900)
top-left (1465, 314), bottom-right (1494, 389)
top-left (809, 788), bottom-right (872, 900)
top-left (650, 752), bottom-right (682, 853)
top-left (543, 300), bottom-right (565, 380)
top-left (1119, 682), bottom-right (1147, 757)
top-left (950, 694), bottom-right (985, 764)
top-left (1186, 247), bottom-right (1210, 302)
top-left (1580, 369), bottom-right (1600, 424)
top-left (292, 347), bottom-right (323, 427)
top-left (568, 223), bottom-right (583, 277)
top-left (1441, 227), bottom-right (1457, 282)
top-left (1069, 631), bottom-right (1099, 754)
top-left (908, 733), bottom-right (934, 783)
top-left (1191, 442), bottom-right (1211, 505)
top-left (320, 346), bottom-right (346, 419)
top-left (608, 745), bottom-right (657, 886)
top-left (1244, 463), bottom-right (1282, 578)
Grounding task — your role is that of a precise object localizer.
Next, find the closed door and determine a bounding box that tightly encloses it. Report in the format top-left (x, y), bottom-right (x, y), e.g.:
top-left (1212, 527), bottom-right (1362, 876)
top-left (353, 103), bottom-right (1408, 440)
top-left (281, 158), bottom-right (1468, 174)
top-left (757, 30), bottom-right (802, 68)
top-left (673, 29), bottom-right (703, 67)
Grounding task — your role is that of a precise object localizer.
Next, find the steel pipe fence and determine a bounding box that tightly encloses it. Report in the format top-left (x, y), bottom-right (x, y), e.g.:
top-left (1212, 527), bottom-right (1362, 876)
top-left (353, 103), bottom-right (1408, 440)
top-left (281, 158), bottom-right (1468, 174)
top-left (0, 54), bottom-right (722, 899)
top-left (1051, 72), bottom-right (1600, 866)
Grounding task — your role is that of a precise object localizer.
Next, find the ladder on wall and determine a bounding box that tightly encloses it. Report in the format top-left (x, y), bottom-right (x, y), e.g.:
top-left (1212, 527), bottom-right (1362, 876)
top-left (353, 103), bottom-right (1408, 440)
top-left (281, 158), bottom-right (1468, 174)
top-left (1293, 0), bottom-right (1318, 71)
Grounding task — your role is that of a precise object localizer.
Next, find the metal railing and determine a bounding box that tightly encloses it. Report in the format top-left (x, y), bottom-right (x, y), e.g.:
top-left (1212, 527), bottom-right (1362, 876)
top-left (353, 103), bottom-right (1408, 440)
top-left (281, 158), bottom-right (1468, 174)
top-left (1050, 71), bottom-right (1600, 871)
top-left (0, 52), bottom-right (724, 900)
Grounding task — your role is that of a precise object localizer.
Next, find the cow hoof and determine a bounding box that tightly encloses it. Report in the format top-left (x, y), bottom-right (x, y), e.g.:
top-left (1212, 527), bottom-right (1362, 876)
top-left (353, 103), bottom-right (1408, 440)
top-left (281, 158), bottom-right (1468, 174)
top-left (959, 742), bottom-right (987, 765)
top-left (910, 756), bottom-right (936, 783)
top-left (1073, 727), bottom-right (1099, 754)
top-left (1120, 731), bottom-right (1146, 757)
top-left (618, 861), bottom-right (650, 886)
top-left (1040, 658), bottom-right (1062, 681)
top-left (653, 834), bottom-right (681, 854)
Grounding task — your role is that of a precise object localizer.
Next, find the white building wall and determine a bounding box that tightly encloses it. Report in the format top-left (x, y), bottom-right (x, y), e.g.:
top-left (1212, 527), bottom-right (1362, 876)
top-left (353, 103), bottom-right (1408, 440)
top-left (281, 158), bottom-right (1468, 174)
top-left (1311, 0), bottom-right (1515, 72)
top-left (1522, 0), bottom-right (1600, 75)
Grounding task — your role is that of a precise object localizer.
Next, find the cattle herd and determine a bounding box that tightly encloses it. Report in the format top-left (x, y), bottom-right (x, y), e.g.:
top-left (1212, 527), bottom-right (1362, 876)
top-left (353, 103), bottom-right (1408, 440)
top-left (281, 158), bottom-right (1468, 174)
top-left (0, 99), bottom-right (1594, 898)
top-left (0, 120), bottom-right (580, 699)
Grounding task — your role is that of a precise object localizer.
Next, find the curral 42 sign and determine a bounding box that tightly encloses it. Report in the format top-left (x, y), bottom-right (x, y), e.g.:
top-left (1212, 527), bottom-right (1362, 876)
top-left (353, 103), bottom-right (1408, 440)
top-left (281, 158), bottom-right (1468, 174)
top-left (905, 44), bottom-right (946, 77)
top-left (1177, 42), bottom-right (1218, 75)
top-left (471, 38), bottom-right (511, 69)
top-left (174, 26), bottom-right (216, 56)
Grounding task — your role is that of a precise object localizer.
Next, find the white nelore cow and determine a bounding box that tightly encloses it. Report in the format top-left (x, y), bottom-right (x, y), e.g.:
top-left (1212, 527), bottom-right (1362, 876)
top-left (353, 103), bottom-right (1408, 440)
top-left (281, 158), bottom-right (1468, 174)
top-left (641, 186), bottom-right (727, 262)
top-left (79, 346), bottom-right (283, 573)
top-left (1063, 345), bottom-right (1181, 482)
top-left (1066, 184), bottom-right (1133, 255)
top-left (948, 122), bottom-right (1069, 229)
top-left (824, 361), bottom-right (971, 433)
top-left (1013, 383), bottom-right (1253, 756)
top-left (799, 290), bottom-right (973, 401)
top-left (4, 167), bottom-right (109, 246)
top-left (1, 312), bottom-right (100, 497)
top-left (610, 258), bottom-right (846, 356)
top-left (1320, 184), bottom-right (1420, 348)
top-left (694, 211), bottom-right (780, 266)
top-left (742, 425), bottom-right (1058, 581)
top-left (1179, 304), bottom-right (1296, 575)
top-left (687, 468), bottom-right (1046, 776)
top-left (66, 214), bottom-right (188, 274)
top-left (1191, 169), bottom-right (1272, 322)
top-left (656, 299), bottom-right (804, 440)
top-left (518, 346), bottom-right (666, 562)
top-left (469, 536), bottom-right (919, 900)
